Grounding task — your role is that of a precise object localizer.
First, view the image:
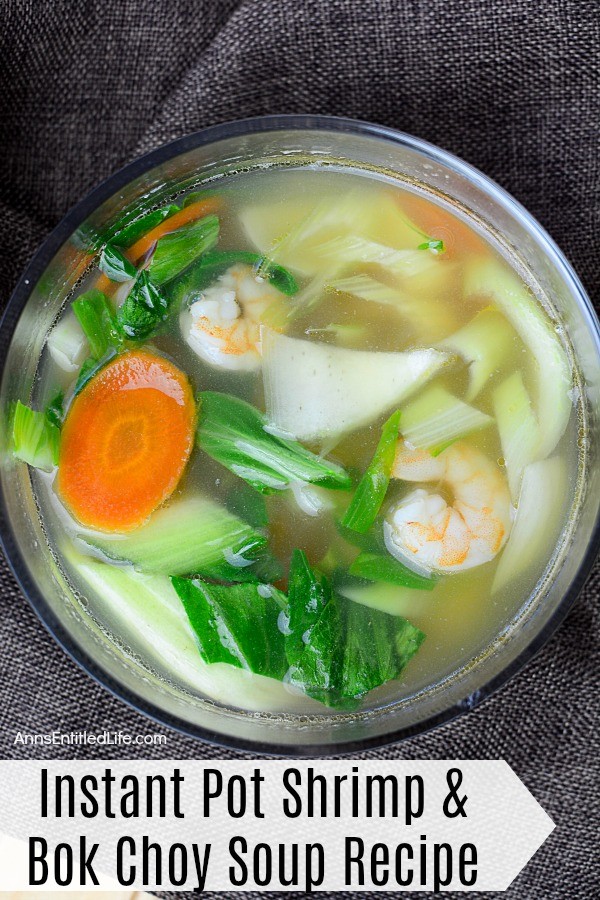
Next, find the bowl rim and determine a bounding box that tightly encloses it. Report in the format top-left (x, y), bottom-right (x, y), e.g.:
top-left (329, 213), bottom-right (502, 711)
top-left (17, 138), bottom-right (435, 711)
top-left (1, 113), bottom-right (599, 757)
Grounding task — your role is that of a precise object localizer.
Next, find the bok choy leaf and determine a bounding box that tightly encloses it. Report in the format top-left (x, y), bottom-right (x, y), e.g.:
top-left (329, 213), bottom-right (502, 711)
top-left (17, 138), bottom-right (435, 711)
top-left (348, 550), bottom-right (437, 590)
top-left (112, 204), bottom-right (180, 249)
top-left (148, 214), bottom-right (219, 285)
top-left (171, 577), bottom-right (287, 679)
top-left (283, 550), bottom-right (344, 706)
top-left (197, 392), bottom-right (352, 494)
top-left (117, 272), bottom-right (169, 341)
top-left (341, 409), bottom-right (401, 532)
top-left (284, 551), bottom-right (426, 707)
top-left (168, 250), bottom-right (298, 303)
top-left (98, 244), bottom-right (137, 282)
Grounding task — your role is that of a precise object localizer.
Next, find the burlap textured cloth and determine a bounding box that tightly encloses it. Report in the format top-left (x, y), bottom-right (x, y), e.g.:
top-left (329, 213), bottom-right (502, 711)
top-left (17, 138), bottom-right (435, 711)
top-left (0, 2), bottom-right (598, 897)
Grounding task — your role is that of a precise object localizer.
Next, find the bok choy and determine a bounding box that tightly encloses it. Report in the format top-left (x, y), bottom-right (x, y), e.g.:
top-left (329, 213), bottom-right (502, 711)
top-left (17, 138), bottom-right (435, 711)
top-left (11, 399), bottom-right (60, 471)
top-left (342, 409), bottom-right (401, 532)
top-left (80, 495), bottom-right (268, 576)
top-left (493, 370), bottom-right (540, 501)
top-left (439, 307), bottom-right (516, 400)
top-left (284, 551), bottom-right (426, 706)
top-left (98, 244), bottom-right (137, 283)
top-left (493, 456), bottom-right (567, 592)
top-left (171, 578), bottom-right (287, 679)
top-left (197, 391), bottom-right (352, 494)
top-left (348, 551), bottom-right (438, 590)
top-left (262, 328), bottom-right (449, 443)
top-left (465, 259), bottom-right (572, 457)
top-left (72, 290), bottom-right (122, 359)
top-left (148, 214), bottom-right (220, 285)
top-left (400, 384), bottom-right (493, 454)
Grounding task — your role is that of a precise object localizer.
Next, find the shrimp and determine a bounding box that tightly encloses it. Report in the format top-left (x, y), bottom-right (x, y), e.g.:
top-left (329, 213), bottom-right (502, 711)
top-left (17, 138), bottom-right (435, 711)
top-left (182, 264), bottom-right (283, 371)
top-left (384, 441), bottom-right (512, 574)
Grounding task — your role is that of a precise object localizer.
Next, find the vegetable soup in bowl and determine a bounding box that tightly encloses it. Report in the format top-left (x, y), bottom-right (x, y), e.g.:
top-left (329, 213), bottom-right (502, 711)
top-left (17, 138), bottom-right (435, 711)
top-left (1, 117), bottom-right (598, 753)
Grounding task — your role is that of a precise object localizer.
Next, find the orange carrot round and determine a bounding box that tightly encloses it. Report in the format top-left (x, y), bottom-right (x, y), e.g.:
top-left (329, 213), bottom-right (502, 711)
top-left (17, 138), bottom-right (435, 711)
top-left (58, 350), bottom-right (195, 532)
top-left (127, 197), bottom-right (222, 263)
top-left (400, 193), bottom-right (487, 258)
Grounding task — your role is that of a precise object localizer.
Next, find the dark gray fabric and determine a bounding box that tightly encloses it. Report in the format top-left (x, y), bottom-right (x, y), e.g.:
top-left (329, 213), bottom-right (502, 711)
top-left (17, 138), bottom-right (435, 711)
top-left (0, 1), bottom-right (598, 897)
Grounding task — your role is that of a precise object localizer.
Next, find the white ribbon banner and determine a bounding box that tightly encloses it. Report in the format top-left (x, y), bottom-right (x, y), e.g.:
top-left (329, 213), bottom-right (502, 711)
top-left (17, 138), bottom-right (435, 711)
top-left (0, 760), bottom-right (553, 892)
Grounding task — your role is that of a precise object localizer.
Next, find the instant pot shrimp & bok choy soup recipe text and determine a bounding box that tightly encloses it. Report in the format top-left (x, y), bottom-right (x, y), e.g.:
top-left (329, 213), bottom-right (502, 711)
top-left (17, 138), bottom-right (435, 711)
top-left (12, 166), bottom-right (582, 716)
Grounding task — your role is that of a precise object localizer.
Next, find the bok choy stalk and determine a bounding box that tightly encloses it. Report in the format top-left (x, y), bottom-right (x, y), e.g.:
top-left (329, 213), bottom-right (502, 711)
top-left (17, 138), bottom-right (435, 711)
top-left (72, 290), bottom-right (122, 359)
top-left (465, 259), bottom-right (572, 458)
top-left (80, 495), bottom-right (268, 576)
top-left (69, 549), bottom-right (303, 711)
top-left (400, 383), bottom-right (493, 454)
top-left (439, 307), bottom-right (516, 400)
top-left (196, 392), bottom-right (352, 494)
top-left (46, 313), bottom-right (89, 373)
top-left (337, 580), bottom-right (436, 618)
top-left (262, 328), bottom-right (449, 443)
top-left (341, 409), bottom-right (401, 533)
top-left (11, 399), bottom-right (61, 471)
top-left (493, 370), bottom-right (540, 501)
top-left (171, 577), bottom-right (287, 679)
top-left (492, 456), bottom-right (567, 593)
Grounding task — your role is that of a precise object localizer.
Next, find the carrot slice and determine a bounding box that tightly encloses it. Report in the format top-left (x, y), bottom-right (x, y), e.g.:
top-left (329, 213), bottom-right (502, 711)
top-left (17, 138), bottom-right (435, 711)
top-left (400, 193), bottom-right (488, 258)
top-left (58, 350), bottom-right (195, 532)
top-left (127, 197), bottom-right (222, 264)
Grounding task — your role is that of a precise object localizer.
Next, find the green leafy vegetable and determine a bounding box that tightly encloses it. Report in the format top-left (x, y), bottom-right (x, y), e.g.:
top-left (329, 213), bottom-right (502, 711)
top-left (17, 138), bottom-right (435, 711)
top-left (45, 392), bottom-right (64, 429)
top-left (117, 271), bottom-right (169, 340)
top-left (341, 409), bottom-right (401, 533)
top-left (348, 551), bottom-right (437, 590)
top-left (168, 250), bottom-right (298, 304)
top-left (194, 551), bottom-right (283, 585)
top-left (284, 550), bottom-right (343, 705)
top-left (418, 238), bottom-right (445, 252)
top-left (340, 600), bottom-right (425, 699)
top-left (148, 214), bottom-right (220, 285)
top-left (285, 551), bottom-right (425, 707)
top-left (98, 243), bottom-right (137, 282)
top-left (113, 204), bottom-right (180, 248)
top-left (285, 549), bottom-right (331, 666)
top-left (197, 392), bottom-right (352, 494)
top-left (11, 400), bottom-right (60, 471)
top-left (226, 482), bottom-right (269, 528)
top-left (72, 290), bottom-right (121, 359)
top-left (171, 577), bottom-right (287, 678)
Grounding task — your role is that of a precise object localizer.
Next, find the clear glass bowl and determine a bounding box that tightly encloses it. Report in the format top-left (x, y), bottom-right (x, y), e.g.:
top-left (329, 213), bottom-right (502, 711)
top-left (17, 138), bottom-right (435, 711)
top-left (1, 115), bottom-right (599, 755)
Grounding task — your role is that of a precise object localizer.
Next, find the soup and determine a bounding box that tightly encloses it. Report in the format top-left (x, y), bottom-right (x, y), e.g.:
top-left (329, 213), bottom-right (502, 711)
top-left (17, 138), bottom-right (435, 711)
top-left (12, 165), bottom-right (581, 715)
